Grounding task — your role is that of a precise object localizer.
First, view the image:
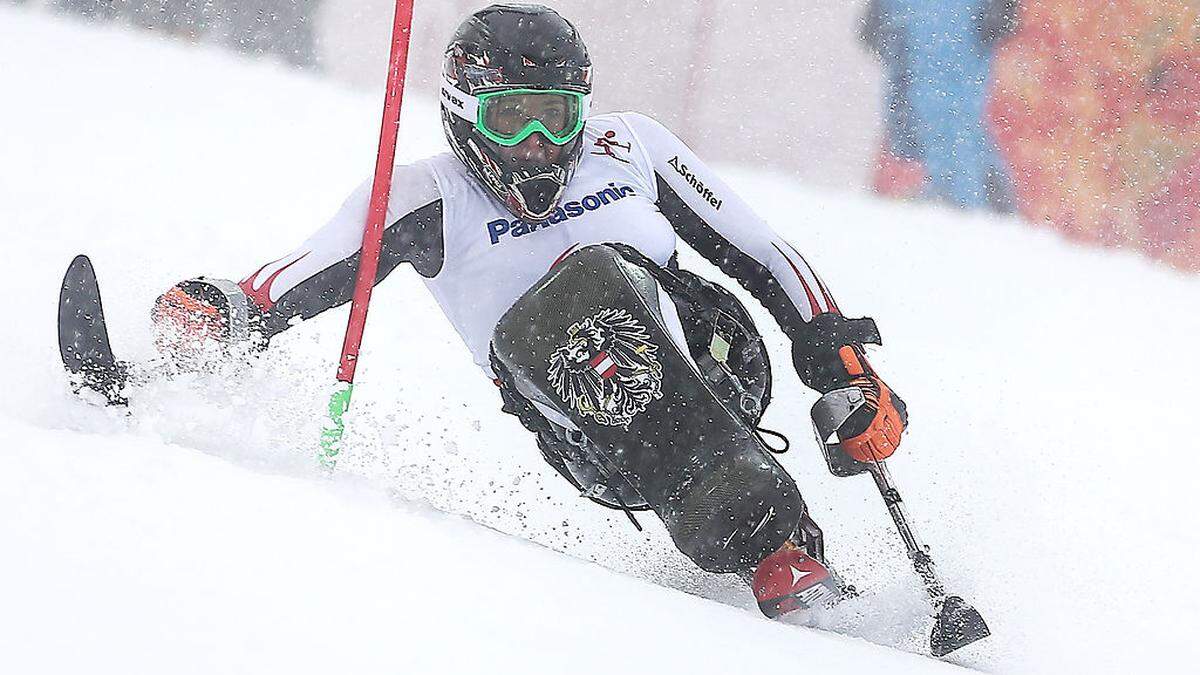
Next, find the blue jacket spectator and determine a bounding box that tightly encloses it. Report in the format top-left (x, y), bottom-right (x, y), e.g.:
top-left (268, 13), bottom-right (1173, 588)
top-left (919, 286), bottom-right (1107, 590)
top-left (863, 0), bottom-right (1018, 211)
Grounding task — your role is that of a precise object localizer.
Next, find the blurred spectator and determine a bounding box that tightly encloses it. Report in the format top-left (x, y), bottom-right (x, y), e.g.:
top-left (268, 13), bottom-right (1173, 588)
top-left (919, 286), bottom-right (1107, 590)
top-left (49, 0), bottom-right (319, 69)
top-left (862, 0), bottom-right (1018, 212)
top-left (227, 0), bottom-right (319, 68)
top-left (273, 0), bottom-right (319, 68)
top-left (54, 0), bottom-right (119, 20)
top-left (989, 0), bottom-right (1200, 272)
top-left (123, 0), bottom-right (214, 38)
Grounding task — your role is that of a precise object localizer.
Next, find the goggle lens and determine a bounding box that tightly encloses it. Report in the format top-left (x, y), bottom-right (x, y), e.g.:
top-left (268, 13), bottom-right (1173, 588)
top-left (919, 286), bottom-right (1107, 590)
top-left (477, 89), bottom-right (587, 147)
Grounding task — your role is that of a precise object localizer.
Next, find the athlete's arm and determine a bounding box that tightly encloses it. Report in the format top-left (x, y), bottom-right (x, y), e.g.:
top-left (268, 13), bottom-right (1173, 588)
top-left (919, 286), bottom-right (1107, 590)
top-left (152, 162), bottom-right (445, 351)
top-left (238, 163), bottom-right (445, 339)
top-left (617, 114), bottom-right (865, 387)
top-left (619, 112), bottom-right (907, 461)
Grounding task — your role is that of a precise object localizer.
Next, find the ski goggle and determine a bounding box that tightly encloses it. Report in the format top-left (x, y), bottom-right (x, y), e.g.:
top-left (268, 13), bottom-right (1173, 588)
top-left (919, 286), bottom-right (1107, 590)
top-left (442, 80), bottom-right (590, 147)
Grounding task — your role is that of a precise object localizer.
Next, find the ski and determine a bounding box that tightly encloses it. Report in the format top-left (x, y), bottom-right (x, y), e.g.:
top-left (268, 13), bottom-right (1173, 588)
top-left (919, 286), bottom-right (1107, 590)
top-left (58, 254), bottom-right (128, 406)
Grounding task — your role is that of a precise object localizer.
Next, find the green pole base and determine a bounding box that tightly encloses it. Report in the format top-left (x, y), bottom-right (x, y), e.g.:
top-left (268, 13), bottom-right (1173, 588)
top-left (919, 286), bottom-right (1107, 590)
top-left (318, 382), bottom-right (354, 471)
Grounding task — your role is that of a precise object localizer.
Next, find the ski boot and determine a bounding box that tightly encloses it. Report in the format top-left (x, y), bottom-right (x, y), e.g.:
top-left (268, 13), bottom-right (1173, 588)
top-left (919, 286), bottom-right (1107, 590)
top-left (751, 540), bottom-right (843, 618)
top-left (749, 514), bottom-right (851, 618)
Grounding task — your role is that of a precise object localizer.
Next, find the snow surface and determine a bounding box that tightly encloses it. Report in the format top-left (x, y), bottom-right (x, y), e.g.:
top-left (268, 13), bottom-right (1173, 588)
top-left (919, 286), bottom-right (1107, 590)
top-left (3, 8), bottom-right (1199, 674)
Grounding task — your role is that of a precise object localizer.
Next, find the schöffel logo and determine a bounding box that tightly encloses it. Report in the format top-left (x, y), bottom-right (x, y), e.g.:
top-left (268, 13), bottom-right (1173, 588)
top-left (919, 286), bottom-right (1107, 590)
top-left (667, 156), bottom-right (723, 211)
top-left (486, 183), bottom-right (636, 245)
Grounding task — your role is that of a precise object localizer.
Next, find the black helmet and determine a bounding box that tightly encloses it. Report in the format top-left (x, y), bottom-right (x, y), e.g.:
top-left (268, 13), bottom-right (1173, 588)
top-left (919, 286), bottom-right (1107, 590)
top-left (441, 4), bottom-right (593, 221)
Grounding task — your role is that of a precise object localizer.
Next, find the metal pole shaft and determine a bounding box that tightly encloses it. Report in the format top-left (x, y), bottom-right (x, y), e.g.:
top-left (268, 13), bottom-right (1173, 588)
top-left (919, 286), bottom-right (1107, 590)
top-left (868, 460), bottom-right (946, 601)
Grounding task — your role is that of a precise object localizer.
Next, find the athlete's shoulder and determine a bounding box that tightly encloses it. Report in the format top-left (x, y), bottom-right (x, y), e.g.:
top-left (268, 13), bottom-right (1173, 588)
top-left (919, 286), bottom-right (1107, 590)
top-left (588, 110), bottom-right (664, 130)
top-left (411, 151), bottom-right (462, 176)
top-left (397, 153), bottom-right (456, 191)
top-left (610, 111), bottom-right (680, 138)
top-left (384, 155), bottom-right (440, 200)
top-left (414, 150), bottom-right (485, 200)
top-left (577, 112), bottom-right (686, 199)
top-left (589, 111), bottom-right (685, 157)
top-left (364, 154), bottom-right (452, 226)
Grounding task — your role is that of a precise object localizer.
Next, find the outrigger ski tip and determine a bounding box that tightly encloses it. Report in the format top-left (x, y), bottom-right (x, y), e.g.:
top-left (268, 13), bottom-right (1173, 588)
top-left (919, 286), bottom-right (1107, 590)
top-left (931, 594), bottom-right (991, 657)
top-left (58, 254), bottom-right (128, 406)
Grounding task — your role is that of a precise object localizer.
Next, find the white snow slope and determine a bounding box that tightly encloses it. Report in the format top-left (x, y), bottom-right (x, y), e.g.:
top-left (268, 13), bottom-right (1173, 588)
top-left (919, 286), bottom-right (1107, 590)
top-left (3, 9), bottom-right (1199, 674)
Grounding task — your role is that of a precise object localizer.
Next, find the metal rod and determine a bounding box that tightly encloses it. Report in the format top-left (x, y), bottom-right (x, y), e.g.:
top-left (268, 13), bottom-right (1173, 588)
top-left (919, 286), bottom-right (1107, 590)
top-left (867, 460), bottom-right (946, 602)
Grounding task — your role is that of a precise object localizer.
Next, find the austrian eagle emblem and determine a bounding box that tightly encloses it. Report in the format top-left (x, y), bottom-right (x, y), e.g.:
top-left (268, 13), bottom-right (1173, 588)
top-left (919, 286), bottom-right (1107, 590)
top-left (547, 308), bottom-right (664, 428)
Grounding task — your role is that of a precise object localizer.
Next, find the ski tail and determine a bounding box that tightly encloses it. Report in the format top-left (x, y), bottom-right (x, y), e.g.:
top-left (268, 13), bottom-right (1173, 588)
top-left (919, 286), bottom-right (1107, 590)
top-left (58, 254), bottom-right (127, 406)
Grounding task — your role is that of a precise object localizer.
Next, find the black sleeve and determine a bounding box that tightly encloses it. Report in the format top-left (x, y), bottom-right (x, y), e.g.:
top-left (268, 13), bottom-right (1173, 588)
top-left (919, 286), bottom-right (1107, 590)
top-left (256, 201), bottom-right (445, 339)
top-left (655, 176), bottom-right (880, 392)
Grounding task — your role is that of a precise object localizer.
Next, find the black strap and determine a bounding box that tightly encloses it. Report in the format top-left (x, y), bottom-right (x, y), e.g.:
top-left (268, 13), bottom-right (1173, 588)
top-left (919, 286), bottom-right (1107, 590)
top-left (803, 313), bottom-right (882, 350)
top-left (610, 491), bottom-right (645, 532)
top-left (755, 425), bottom-right (791, 454)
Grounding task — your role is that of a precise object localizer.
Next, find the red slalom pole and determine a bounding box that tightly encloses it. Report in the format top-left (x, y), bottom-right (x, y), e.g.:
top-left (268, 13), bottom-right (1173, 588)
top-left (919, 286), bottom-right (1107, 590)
top-left (319, 0), bottom-right (416, 469)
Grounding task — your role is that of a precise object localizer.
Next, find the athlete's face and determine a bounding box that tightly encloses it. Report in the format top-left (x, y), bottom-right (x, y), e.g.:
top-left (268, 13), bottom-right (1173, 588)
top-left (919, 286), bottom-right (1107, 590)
top-left (499, 132), bottom-right (565, 165)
